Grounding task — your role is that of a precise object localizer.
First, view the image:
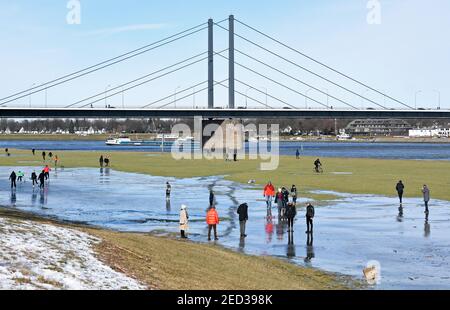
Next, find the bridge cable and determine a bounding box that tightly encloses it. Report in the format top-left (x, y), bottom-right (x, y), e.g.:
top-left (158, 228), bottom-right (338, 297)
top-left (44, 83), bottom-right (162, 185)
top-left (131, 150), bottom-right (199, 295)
top-left (214, 22), bottom-right (383, 110)
top-left (0, 25), bottom-right (209, 107)
top-left (216, 53), bottom-right (342, 109)
top-left (64, 51), bottom-right (208, 108)
top-left (234, 18), bottom-right (414, 109)
top-left (235, 49), bottom-right (368, 109)
top-left (234, 79), bottom-right (295, 109)
top-left (157, 79), bottom-right (227, 109)
top-left (77, 49), bottom-right (228, 109)
top-left (215, 80), bottom-right (275, 109)
top-left (142, 80), bottom-right (208, 109)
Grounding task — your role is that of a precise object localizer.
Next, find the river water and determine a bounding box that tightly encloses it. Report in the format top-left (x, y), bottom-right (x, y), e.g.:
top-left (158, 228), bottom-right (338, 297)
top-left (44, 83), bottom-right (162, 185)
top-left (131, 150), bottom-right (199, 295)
top-left (0, 166), bottom-right (449, 289)
top-left (1, 140), bottom-right (450, 160)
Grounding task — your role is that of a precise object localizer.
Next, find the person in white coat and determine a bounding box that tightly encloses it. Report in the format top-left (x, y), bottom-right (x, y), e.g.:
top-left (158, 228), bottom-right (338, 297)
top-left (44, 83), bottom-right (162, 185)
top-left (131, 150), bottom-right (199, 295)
top-left (179, 204), bottom-right (189, 239)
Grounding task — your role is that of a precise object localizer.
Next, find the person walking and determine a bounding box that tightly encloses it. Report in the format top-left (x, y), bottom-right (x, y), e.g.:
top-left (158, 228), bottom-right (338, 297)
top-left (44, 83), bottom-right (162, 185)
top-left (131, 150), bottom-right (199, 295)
top-left (285, 202), bottom-right (297, 233)
top-left (99, 155), bottom-right (104, 167)
top-left (396, 180), bottom-right (405, 204)
top-left (31, 171), bottom-right (38, 188)
top-left (17, 171), bottom-right (24, 183)
top-left (209, 189), bottom-right (215, 207)
top-left (206, 206), bottom-right (220, 241)
top-left (422, 185), bottom-right (430, 214)
top-left (282, 187), bottom-right (290, 206)
top-left (48, 152), bottom-right (53, 159)
top-left (38, 170), bottom-right (45, 189)
top-left (166, 182), bottom-right (171, 200)
top-left (274, 188), bottom-right (284, 218)
top-left (104, 156), bottom-right (110, 167)
top-left (179, 205), bottom-right (189, 239)
top-left (54, 155), bottom-right (59, 167)
top-left (296, 149), bottom-right (300, 159)
top-left (32, 148), bottom-right (35, 156)
top-left (306, 203), bottom-right (315, 233)
top-left (9, 171), bottom-right (17, 189)
top-left (291, 185), bottom-right (298, 204)
top-left (43, 165), bottom-right (50, 180)
top-left (42, 151), bottom-right (46, 161)
top-left (237, 203), bottom-right (249, 238)
top-left (263, 181), bottom-right (275, 210)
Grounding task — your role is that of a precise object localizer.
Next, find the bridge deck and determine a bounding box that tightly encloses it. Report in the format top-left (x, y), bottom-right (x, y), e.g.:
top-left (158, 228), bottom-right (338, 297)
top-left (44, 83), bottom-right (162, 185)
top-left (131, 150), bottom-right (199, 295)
top-left (0, 108), bottom-right (449, 119)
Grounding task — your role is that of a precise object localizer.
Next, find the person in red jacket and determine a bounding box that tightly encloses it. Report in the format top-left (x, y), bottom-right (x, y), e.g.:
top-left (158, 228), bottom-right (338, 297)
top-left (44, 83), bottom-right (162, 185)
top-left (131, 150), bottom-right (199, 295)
top-left (206, 206), bottom-right (220, 241)
top-left (263, 181), bottom-right (275, 210)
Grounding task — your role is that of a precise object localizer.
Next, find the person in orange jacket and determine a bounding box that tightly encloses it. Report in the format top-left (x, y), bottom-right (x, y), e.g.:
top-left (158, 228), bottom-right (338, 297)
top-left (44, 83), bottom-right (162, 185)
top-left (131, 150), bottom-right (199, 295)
top-left (43, 165), bottom-right (51, 180)
top-left (263, 181), bottom-right (275, 210)
top-left (206, 206), bottom-right (220, 241)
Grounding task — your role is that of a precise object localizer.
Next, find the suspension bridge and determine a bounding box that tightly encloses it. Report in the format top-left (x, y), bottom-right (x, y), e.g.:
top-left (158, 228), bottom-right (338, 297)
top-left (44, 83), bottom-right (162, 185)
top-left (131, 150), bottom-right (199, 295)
top-left (0, 16), bottom-right (447, 119)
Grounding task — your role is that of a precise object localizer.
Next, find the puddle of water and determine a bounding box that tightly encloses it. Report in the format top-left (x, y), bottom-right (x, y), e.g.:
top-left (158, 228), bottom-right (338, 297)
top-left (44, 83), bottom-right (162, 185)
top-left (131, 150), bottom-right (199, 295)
top-left (0, 166), bottom-right (449, 289)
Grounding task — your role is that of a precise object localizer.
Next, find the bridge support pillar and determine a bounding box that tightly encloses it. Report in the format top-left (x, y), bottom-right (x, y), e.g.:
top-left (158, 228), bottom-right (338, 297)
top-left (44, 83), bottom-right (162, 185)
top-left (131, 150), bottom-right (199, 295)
top-left (228, 15), bottom-right (235, 109)
top-left (208, 18), bottom-right (214, 109)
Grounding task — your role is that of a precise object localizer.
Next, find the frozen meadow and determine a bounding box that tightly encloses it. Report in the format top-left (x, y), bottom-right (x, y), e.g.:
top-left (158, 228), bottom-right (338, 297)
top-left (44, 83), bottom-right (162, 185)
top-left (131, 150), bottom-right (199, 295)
top-left (0, 218), bottom-right (145, 290)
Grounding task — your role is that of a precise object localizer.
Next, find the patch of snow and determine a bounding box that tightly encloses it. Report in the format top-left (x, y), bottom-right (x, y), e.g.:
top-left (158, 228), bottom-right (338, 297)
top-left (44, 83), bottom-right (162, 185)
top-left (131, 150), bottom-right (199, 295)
top-left (0, 218), bottom-right (146, 290)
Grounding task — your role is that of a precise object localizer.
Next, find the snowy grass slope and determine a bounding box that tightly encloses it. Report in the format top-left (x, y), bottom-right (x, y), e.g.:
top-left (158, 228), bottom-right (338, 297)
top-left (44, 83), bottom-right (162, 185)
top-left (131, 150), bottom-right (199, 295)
top-left (0, 217), bottom-right (145, 290)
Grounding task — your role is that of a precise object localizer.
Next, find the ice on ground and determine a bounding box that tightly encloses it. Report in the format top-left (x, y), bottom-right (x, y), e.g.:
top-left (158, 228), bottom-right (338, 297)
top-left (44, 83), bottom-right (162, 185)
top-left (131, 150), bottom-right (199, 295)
top-left (0, 218), bottom-right (145, 290)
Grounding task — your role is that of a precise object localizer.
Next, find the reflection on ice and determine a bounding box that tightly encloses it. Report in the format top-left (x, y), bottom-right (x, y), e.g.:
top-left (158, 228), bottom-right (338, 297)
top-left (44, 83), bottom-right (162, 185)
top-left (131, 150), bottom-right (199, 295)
top-left (0, 167), bottom-right (449, 289)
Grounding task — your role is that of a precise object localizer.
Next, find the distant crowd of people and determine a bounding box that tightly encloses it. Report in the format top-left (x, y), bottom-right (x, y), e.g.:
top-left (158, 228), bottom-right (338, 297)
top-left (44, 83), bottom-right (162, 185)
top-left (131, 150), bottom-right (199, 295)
top-left (9, 165), bottom-right (52, 190)
top-left (171, 180), bottom-right (316, 242)
top-left (99, 155), bottom-right (111, 167)
top-left (7, 148), bottom-right (58, 191)
top-left (396, 180), bottom-right (431, 214)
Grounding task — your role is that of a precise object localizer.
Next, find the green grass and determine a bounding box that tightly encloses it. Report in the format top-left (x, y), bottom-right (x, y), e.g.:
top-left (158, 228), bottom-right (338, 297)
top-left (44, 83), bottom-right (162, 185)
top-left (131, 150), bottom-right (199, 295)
top-left (2, 148), bottom-right (450, 201)
top-left (0, 208), bottom-right (349, 290)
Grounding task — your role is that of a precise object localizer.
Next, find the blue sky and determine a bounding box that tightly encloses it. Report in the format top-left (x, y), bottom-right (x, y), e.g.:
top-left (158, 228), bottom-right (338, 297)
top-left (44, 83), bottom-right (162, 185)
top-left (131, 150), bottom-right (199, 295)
top-left (0, 0), bottom-right (449, 109)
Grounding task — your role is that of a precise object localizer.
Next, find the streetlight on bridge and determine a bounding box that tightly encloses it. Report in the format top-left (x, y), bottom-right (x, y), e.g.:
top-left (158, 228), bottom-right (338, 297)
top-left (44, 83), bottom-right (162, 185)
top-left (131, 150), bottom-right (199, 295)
top-left (260, 87), bottom-right (268, 109)
top-left (305, 88), bottom-right (313, 109)
top-left (29, 83), bottom-right (36, 108)
top-left (415, 90), bottom-right (423, 110)
top-left (104, 84), bottom-right (111, 108)
top-left (174, 86), bottom-right (181, 109)
top-left (432, 90), bottom-right (441, 110)
top-left (361, 89), bottom-right (370, 109)
top-left (245, 87), bottom-right (252, 109)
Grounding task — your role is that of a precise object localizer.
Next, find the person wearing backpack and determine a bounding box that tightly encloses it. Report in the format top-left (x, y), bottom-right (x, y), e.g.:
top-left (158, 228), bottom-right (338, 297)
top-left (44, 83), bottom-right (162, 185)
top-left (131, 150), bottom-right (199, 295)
top-left (306, 203), bottom-right (315, 233)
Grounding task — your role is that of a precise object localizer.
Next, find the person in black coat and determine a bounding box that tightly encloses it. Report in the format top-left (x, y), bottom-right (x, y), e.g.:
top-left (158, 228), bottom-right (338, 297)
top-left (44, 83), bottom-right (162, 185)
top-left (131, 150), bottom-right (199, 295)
top-left (285, 203), bottom-right (297, 232)
top-left (306, 203), bottom-right (315, 233)
top-left (209, 190), bottom-right (215, 207)
top-left (31, 171), bottom-right (38, 188)
top-left (237, 203), bottom-right (249, 238)
top-left (38, 171), bottom-right (46, 189)
top-left (396, 180), bottom-right (405, 204)
top-left (9, 171), bottom-right (17, 189)
top-left (291, 185), bottom-right (298, 204)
